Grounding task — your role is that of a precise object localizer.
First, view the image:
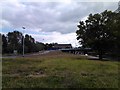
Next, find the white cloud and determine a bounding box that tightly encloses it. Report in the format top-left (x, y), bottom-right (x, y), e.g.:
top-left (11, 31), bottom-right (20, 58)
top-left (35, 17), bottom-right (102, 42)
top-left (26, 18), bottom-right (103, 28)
top-left (81, 16), bottom-right (88, 22)
top-left (1, 1), bottom-right (118, 33)
top-left (1, 1), bottom-right (119, 47)
top-left (29, 31), bottom-right (79, 47)
top-left (1, 20), bottom-right (11, 27)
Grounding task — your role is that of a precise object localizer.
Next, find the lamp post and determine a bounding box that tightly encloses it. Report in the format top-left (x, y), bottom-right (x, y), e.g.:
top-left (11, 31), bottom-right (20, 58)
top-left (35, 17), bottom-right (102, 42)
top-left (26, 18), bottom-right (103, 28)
top-left (22, 27), bottom-right (25, 57)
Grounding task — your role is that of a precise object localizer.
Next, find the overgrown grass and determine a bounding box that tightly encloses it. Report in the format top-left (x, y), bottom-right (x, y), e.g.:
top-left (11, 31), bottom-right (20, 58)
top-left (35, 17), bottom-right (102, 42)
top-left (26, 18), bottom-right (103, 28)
top-left (2, 51), bottom-right (120, 88)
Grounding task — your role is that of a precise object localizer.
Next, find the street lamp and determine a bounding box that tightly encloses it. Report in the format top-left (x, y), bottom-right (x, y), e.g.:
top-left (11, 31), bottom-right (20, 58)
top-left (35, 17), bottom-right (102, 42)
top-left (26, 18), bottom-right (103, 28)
top-left (22, 27), bottom-right (25, 57)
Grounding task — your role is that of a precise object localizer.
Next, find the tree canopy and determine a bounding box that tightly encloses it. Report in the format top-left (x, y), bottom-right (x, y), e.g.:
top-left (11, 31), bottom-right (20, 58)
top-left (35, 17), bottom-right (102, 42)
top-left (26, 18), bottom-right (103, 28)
top-left (76, 10), bottom-right (120, 59)
top-left (1, 31), bottom-right (46, 54)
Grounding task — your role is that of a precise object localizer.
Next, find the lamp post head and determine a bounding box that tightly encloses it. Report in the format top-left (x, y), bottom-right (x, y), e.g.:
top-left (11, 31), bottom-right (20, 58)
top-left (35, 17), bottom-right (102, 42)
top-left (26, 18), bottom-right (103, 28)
top-left (22, 27), bottom-right (25, 29)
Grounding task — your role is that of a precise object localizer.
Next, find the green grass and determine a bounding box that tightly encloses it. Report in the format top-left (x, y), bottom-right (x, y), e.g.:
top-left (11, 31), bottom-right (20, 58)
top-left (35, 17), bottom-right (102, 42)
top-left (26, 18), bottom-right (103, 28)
top-left (2, 51), bottom-right (120, 88)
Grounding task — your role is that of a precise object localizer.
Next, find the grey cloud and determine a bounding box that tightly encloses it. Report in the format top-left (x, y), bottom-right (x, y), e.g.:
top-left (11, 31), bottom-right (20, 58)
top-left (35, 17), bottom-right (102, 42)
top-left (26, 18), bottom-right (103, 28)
top-left (58, 2), bottom-right (118, 23)
top-left (2, 2), bottom-right (57, 28)
top-left (2, 1), bottom-right (118, 34)
top-left (42, 23), bottom-right (76, 34)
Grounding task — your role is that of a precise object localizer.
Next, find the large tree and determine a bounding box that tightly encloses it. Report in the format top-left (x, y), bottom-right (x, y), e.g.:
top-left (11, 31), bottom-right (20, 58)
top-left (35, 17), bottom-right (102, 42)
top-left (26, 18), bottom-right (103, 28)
top-left (2, 31), bottom-right (46, 54)
top-left (2, 34), bottom-right (8, 53)
top-left (0, 33), bottom-right (2, 54)
top-left (24, 34), bottom-right (36, 53)
top-left (35, 42), bottom-right (45, 51)
top-left (76, 10), bottom-right (120, 59)
top-left (107, 11), bottom-right (120, 58)
top-left (7, 31), bottom-right (23, 53)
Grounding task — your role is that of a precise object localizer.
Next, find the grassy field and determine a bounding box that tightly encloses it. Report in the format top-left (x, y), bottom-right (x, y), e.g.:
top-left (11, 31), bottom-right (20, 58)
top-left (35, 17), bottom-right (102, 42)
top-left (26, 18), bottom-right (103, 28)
top-left (2, 51), bottom-right (120, 88)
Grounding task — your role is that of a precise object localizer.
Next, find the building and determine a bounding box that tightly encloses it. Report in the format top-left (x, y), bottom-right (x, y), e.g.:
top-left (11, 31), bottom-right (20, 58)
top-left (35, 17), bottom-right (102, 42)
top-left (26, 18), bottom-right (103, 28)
top-left (53, 44), bottom-right (72, 49)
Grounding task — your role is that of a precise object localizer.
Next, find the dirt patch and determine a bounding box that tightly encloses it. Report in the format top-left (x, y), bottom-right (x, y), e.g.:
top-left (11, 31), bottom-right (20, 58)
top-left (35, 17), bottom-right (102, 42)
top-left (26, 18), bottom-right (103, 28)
top-left (27, 71), bottom-right (46, 77)
top-left (4, 74), bottom-right (20, 77)
top-left (27, 74), bottom-right (46, 77)
top-left (27, 69), bottom-right (47, 77)
top-left (4, 73), bottom-right (47, 78)
top-left (80, 72), bottom-right (94, 77)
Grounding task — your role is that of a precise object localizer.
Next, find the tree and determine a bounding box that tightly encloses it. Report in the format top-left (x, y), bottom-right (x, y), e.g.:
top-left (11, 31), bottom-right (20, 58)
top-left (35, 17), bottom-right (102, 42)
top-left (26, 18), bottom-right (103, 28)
top-left (2, 34), bottom-right (8, 53)
top-left (2, 30), bottom-right (46, 54)
top-left (105, 11), bottom-right (120, 58)
top-left (7, 31), bottom-right (23, 53)
top-left (76, 10), bottom-right (119, 60)
top-left (35, 42), bottom-right (45, 51)
top-left (44, 43), bottom-right (57, 50)
top-left (0, 33), bottom-right (2, 54)
top-left (24, 34), bottom-right (36, 53)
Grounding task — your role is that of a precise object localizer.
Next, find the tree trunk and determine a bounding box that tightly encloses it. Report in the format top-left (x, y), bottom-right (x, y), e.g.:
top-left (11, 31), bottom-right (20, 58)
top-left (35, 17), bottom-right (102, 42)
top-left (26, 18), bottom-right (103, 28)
top-left (99, 50), bottom-right (103, 60)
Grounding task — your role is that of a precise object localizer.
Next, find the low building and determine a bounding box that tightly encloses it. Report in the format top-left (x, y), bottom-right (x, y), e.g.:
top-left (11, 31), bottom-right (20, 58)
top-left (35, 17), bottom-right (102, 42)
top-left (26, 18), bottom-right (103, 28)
top-left (53, 44), bottom-right (72, 49)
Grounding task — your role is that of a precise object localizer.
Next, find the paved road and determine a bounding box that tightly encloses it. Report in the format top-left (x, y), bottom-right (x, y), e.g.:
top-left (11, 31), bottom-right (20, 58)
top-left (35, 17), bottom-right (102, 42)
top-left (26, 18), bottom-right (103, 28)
top-left (87, 55), bottom-right (99, 60)
top-left (1, 50), bottom-right (51, 58)
top-left (1, 50), bottom-right (102, 60)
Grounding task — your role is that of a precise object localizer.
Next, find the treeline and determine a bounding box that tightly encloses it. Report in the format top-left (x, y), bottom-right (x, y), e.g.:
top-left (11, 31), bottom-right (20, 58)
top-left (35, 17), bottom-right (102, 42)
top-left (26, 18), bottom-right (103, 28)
top-left (1, 31), bottom-right (53, 54)
top-left (76, 10), bottom-right (120, 60)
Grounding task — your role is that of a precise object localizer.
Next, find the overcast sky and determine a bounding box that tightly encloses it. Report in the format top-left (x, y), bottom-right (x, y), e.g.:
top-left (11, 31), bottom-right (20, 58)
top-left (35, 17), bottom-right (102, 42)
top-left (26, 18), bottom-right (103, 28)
top-left (0, 0), bottom-right (119, 47)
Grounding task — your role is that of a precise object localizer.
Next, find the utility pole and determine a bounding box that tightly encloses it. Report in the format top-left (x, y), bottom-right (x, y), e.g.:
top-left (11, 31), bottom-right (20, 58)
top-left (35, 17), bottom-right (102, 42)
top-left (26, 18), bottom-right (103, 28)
top-left (22, 27), bottom-right (25, 57)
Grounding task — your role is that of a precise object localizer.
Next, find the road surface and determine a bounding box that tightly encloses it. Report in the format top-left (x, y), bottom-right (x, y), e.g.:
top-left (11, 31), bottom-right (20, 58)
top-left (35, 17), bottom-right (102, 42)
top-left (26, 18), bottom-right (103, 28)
top-left (1, 50), bottom-right (51, 58)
